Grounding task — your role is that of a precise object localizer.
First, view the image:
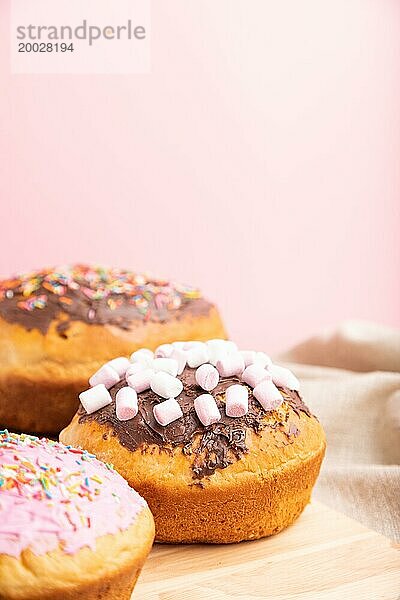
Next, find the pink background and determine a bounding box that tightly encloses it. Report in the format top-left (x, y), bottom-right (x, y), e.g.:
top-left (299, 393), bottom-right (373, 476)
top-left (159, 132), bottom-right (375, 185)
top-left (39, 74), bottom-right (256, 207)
top-left (1, 0), bottom-right (399, 353)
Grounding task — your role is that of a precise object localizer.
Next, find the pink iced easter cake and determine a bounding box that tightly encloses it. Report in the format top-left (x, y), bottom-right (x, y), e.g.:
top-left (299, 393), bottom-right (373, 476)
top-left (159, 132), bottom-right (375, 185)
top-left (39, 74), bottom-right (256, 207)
top-left (0, 431), bottom-right (154, 600)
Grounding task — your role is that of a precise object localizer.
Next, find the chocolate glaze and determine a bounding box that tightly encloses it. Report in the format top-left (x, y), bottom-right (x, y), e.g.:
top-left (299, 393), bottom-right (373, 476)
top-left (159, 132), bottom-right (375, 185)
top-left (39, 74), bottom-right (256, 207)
top-left (0, 266), bottom-right (210, 336)
top-left (78, 367), bottom-right (313, 479)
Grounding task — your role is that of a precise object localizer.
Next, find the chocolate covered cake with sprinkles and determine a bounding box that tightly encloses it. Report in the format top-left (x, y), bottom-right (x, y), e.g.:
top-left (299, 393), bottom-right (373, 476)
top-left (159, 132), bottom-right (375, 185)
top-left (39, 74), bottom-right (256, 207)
top-left (0, 265), bottom-right (226, 434)
top-left (61, 339), bottom-right (326, 544)
top-left (0, 265), bottom-right (209, 335)
top-left (0, 431), bottom-right (154, 600)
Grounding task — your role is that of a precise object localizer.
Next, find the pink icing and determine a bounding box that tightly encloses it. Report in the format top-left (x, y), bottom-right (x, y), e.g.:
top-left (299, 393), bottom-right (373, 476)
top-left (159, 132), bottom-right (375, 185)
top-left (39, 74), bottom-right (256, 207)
top-left (0, 431), bottom-right (146, 558)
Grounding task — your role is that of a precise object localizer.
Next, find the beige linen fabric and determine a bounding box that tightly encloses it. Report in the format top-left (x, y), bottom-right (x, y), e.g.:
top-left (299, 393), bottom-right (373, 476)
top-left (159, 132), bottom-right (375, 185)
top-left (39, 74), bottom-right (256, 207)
top-left (279, 320), bottom-right (400, 542)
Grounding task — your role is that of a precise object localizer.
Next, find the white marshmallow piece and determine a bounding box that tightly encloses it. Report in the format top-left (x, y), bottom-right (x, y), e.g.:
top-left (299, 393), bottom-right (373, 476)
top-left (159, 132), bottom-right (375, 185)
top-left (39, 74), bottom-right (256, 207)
top-left (253, 379), bottom-right (283, 411)
top-left (240, 350), bottom-right (257, 367)
top-left (206, 338), bottom-right (227, 350)
top-left (153, 398), bottom-right (183, 426)
top-left (125, 362), bottom-right (146, 380)
top-left (130, 348), bottom-right (154, 368)
top-left (208, 348), bottom-right (228, 366)
top-left (115, 387), bottom-right (138, 421)
top-left (172, 341), bottom-right (186, 350)
top-left (206, 339), bottom-right (229, 365)
top-left (171, 348), bottom-right (187, 375)
top-left (195, 363), bottom-right (219, 391)
top-left (79, 384), bottom-right (112, 414)
top-left (225, 384), bottom-right (249, 417)
top-left (155, 343), bottom-right (174, 358)
top-left (225, 340), bottom-right (238, 354)
top-left (150, 371), bottom-right (183, 399)
top-left (152, 358), bottom-right (179, 377)
top-left (89, 364), bottom-right (120, 389)
top-left (206, 339), bottom-right (238, 365)
top-left (105, 356), bottom-right (130, 377)
top-left (216, 353), bottom-right (245, 378)
top-left (241, 364), bottom-right (270, 389)
top-left (240, 350), bottom-right (272, 369)
top-left (184, 341), bottom-right (204, 350)
top-left (254, 352), bottom-right (273, 368)
top-left (186, 343), bottom-right (210, 368)
top-left (269, 365), bottom-right (300, 391)
top-left (194, 394), bottom-right (221, 427)
top-left (127, 368), bottom-right (154, 393)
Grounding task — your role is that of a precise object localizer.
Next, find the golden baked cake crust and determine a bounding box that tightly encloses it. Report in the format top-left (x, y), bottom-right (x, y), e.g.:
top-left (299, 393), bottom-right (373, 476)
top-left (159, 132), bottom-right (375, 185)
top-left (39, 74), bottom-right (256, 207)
top-left (61, 340), bottom-right (326, 543)
top-left (0, 510), bottom-right (154, 600)
top-left (0, 266), bottom-right (226, 433)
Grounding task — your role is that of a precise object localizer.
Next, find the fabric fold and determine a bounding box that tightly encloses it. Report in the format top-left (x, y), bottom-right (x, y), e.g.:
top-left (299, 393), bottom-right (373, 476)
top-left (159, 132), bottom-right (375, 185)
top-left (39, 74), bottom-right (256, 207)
top-left (276, 320), bottom-right (400, 541)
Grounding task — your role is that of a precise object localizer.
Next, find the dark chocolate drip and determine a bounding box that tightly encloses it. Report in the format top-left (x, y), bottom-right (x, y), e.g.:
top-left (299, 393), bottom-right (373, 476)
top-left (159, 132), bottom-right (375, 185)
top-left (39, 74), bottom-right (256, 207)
top-left (0, 265), bottom-right (210, 336)
top-left (78, 367), bottom-right (314, 479)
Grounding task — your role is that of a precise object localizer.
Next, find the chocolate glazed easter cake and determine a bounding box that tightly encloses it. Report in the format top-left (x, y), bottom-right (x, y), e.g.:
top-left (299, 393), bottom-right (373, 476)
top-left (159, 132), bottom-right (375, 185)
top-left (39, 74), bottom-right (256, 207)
top-left (61, 339), bottom-right (326, 543)
top-left (0, 265), bottom-right (225, 434)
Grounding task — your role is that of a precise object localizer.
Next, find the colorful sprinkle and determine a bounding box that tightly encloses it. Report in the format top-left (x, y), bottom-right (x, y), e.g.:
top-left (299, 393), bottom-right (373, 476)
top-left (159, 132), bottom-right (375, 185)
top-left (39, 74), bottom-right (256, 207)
top-left (0, 265), bottom-right (202, 325)
top-left (0, 431), bottom-right (146, 558)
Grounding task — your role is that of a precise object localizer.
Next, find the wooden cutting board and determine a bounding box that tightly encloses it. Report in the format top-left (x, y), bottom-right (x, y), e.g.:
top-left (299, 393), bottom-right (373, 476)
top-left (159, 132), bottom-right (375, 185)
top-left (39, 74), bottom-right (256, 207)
top-left (134, 502), bottom-right (400, 600)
